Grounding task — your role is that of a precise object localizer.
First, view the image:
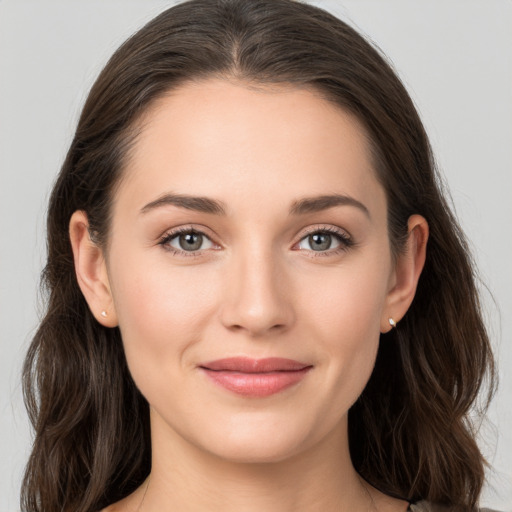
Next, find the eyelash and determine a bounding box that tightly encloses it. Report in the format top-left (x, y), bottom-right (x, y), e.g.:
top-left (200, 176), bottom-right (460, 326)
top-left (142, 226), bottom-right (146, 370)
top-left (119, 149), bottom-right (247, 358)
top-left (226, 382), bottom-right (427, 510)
top-left (158, 225), bottom-right (354, 258)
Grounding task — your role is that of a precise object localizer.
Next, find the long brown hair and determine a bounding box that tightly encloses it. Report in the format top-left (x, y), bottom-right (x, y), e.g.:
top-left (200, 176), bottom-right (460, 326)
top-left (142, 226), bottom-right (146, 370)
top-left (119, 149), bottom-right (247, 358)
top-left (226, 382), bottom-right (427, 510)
top-left (22, 1), bottom-right (495, 511)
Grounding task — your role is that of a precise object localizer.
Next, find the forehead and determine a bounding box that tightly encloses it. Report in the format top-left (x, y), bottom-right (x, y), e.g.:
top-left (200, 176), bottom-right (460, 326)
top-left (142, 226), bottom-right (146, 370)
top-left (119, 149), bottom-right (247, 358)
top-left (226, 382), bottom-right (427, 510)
top-left (116, 78), bottom-right (384, 216)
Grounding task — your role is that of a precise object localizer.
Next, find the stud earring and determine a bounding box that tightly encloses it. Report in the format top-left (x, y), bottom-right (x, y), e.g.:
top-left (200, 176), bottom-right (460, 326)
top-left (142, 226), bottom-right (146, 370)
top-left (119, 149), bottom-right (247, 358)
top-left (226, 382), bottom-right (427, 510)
top-left (388, 318), bottom-right (397, 328)
top-left (101, 311), bottom-right (108, 318)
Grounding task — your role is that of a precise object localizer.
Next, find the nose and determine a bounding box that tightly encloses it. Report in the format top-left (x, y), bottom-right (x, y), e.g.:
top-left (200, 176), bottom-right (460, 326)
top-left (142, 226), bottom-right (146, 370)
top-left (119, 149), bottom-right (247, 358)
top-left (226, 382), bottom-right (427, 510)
top-left (219, 245), bottom-right (295, 337)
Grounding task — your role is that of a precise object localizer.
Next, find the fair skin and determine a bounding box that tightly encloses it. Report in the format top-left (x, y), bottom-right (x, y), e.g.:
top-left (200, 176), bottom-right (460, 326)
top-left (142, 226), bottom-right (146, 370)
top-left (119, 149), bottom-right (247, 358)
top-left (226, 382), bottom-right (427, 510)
top-left (70, 79), bottom-right (428, 512)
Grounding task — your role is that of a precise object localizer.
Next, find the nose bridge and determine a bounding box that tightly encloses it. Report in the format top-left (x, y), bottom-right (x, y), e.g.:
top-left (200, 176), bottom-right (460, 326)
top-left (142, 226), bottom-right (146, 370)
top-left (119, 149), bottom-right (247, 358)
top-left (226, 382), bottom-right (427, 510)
top-left (220, 237), bottom-right (293, 335)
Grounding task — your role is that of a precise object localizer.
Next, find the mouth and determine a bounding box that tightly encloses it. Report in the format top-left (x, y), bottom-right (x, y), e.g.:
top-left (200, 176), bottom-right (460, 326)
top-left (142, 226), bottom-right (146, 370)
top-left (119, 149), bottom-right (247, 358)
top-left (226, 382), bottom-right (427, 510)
top-left (198, 357), bottom-right (313, 397)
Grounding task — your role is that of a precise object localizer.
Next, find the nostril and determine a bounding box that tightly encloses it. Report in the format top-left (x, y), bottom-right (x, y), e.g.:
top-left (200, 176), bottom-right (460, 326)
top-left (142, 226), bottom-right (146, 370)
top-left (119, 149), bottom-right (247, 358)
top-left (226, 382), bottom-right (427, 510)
top-left (218, 272), bottom-right (295, 335)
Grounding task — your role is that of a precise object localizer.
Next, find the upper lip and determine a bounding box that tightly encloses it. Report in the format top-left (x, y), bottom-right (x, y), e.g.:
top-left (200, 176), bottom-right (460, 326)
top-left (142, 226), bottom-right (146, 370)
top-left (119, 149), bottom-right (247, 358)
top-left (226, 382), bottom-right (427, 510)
top-left (199, 357), bottom-right (311, 373)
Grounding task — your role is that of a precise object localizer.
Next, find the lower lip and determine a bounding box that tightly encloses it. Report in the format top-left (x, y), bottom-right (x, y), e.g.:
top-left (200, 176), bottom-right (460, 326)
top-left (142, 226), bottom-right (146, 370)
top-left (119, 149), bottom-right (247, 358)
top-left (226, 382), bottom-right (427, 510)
top-left (201, 368), bottom-right (311, 397)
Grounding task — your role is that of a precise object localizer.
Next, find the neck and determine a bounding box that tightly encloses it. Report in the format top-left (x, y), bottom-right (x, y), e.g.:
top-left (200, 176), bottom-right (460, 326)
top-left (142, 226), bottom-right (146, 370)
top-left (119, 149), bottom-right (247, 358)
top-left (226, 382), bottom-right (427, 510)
top-left (137, 411), bottom-right (386, 512)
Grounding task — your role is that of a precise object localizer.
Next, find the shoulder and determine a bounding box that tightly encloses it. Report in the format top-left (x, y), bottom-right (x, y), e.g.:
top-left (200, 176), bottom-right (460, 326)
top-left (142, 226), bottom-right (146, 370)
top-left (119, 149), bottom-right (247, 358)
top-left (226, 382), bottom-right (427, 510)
top-left (409, 501), bottom-right (502, 512)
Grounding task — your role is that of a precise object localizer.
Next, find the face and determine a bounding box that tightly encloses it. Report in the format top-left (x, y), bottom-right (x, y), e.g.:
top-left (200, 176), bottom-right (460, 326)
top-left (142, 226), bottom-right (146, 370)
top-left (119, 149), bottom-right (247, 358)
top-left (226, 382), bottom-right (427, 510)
top-left (103, 79), bottom-right (397, 463)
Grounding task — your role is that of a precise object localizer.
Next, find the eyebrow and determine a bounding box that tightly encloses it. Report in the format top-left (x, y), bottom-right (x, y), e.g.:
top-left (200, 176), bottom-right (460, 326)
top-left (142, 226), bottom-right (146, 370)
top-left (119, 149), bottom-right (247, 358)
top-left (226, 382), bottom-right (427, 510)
top-left (290, 194), bottom-right (370, 218)
top-left (140, 192), bottom-right (369, 218)
top-left (140, 193), bottom-right (227, 215)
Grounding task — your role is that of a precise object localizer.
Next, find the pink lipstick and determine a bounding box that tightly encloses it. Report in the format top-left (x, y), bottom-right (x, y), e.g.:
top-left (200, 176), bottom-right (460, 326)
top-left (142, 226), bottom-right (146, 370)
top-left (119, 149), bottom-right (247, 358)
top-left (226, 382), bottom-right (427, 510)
top-left (199, 357), bottom-right (312, 397)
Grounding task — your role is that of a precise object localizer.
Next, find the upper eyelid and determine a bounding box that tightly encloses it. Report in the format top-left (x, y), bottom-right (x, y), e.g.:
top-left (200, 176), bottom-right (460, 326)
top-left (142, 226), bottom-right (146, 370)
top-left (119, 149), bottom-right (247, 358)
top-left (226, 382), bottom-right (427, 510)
top-left (298, 225), bottom-right (351, 240)
top-left (301, 225), bottom-right (348, 235)
top-left (159, 224), bottom-right (217, 241)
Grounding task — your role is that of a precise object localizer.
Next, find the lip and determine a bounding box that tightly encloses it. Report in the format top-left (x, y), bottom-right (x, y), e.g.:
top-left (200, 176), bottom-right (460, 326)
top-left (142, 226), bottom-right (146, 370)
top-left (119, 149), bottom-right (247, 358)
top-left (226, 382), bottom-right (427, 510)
top-left (199, 357), bottom-right (313, 397)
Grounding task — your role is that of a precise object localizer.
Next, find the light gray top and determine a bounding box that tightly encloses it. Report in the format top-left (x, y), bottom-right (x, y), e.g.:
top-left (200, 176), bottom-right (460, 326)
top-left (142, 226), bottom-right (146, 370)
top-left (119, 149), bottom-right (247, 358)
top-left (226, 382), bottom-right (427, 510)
top-left (409, 501), bottom-right (499, 512)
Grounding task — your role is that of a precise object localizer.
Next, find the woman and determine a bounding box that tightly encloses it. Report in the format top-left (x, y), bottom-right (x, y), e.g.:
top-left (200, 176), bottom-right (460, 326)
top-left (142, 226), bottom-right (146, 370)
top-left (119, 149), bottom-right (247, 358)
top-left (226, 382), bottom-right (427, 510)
top-left (21, 1), bottom-right (497, 511)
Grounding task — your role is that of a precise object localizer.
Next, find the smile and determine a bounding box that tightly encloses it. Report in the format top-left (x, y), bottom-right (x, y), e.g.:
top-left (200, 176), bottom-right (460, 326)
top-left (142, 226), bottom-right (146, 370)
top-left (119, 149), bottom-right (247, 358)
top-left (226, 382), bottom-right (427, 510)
top-left (199, 357), bottom-right (313, 397)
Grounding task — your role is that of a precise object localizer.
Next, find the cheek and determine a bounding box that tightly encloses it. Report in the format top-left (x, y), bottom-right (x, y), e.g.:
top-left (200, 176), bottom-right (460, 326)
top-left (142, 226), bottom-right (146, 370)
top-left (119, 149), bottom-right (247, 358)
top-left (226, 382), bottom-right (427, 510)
top-left (302, 258), bottom-right (389, 345)
top-left (298, 256), bottom-right (390, 404)
top-left (108, 251), bottom-right (220, 384)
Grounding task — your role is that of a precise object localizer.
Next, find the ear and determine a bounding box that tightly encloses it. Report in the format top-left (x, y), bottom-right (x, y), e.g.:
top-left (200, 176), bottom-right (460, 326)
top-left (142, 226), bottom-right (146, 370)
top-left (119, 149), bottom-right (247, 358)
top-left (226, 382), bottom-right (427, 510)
top-left (381, 214), bottom-right (429, 332)
top-left (69, 210), bottom-right (118, 327)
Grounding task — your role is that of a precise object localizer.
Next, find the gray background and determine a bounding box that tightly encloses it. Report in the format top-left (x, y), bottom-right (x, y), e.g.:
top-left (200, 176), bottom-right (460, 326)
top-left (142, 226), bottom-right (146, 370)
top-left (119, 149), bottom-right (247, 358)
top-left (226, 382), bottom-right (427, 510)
top-left (1, 1), bottom-right (510, 510)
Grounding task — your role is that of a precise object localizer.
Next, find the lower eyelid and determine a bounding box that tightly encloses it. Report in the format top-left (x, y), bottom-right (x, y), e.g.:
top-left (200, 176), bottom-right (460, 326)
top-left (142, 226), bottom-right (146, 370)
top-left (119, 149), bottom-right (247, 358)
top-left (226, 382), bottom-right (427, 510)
top-left (308, 245), bottom-right (351, 256)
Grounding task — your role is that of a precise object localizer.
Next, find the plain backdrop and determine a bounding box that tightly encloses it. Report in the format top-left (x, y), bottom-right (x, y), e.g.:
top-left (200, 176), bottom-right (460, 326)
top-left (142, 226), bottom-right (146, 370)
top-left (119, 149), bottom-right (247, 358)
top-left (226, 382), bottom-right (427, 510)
top-left (1, 1), bottom-right (511, 510)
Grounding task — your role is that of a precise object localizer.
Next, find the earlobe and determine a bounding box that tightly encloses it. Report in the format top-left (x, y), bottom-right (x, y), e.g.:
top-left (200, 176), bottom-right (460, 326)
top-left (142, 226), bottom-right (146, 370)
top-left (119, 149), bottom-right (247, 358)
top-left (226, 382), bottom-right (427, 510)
top-left (69, 211), bottom-right (118, 327)
top-left (381, 214), bottom-right (429, 333)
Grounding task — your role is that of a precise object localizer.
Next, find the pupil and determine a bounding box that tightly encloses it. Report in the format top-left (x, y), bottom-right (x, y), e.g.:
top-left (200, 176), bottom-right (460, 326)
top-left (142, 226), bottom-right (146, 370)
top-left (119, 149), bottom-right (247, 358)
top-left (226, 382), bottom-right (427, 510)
top-left (179, 232), bottom-right (202, 251)
top-left (310, 233), bottom-right (331, 251)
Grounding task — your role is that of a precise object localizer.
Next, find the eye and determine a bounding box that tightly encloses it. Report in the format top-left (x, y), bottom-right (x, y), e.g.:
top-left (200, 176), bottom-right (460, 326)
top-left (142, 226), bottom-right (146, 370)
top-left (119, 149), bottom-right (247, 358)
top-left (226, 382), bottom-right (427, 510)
top-left (161, 229), bottom-right (215, 253)
top-left (296, 228), bottom-right (352, 253)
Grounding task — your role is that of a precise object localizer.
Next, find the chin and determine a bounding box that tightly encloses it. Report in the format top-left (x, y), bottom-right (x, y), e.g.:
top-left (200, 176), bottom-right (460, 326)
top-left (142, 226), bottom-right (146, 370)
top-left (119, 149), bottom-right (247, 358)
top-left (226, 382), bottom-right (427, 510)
top-left (193, 413), bottom-right (321, 465)
top-left (206, 438), bottom-right (305, 465)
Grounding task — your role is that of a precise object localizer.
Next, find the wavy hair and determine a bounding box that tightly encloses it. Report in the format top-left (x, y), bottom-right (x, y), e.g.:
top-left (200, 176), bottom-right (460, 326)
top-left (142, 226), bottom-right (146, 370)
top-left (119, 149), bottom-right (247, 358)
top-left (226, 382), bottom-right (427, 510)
top-left (22, 1), bottom-right (495, 511)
